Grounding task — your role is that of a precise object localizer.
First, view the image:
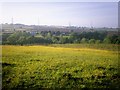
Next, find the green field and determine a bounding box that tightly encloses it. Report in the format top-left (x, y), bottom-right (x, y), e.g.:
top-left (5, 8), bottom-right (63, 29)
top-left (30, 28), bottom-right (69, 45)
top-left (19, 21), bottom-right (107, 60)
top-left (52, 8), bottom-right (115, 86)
top-left (2, 44), bottom-right (120, 89)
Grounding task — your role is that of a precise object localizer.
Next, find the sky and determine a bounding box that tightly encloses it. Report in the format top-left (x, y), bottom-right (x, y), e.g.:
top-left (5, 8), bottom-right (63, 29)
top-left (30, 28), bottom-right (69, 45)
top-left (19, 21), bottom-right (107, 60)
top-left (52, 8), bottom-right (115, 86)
top-left (0, 1), bottom-right (118, 28)
top-left (0, 0), bottom-right (119, 2)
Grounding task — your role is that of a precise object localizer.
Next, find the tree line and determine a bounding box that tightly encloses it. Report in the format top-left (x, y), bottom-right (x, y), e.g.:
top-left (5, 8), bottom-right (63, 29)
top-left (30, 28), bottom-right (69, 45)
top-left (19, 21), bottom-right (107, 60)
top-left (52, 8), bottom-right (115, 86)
top-left (2, 31), bottom-right (120, 45)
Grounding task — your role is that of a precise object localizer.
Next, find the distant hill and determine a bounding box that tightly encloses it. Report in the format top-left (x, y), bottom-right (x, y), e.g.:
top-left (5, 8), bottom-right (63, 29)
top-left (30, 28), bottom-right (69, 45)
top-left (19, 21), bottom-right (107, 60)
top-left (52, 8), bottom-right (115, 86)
top-left (1, 23), bottom-right (118, 34)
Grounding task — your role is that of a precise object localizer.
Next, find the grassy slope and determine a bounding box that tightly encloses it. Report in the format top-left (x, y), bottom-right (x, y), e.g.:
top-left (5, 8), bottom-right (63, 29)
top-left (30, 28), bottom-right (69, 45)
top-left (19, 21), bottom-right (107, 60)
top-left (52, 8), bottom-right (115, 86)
top-left (2, 45), bottom-right (120, 89)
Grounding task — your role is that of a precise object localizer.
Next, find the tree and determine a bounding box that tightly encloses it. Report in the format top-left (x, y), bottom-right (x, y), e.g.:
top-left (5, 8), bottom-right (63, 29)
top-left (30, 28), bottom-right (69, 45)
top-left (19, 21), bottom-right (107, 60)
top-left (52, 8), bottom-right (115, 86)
top-left (17, 36), bottom-right (26, 45)
top-left (2, 33), bottom-right (10, 42)
top-left (6, 32), bottom-right (31, 45)
top-left (89, 39), bottom-right (95, 44)
top-left (103, 37), bottom-right (111, 44)
top-left (46, 32), bottom-right (52, 39)
top-left (73, 39), bottom-right (80, 44)
top-left (7, 34), bottom-right (19, 44)
top-left (52, 36), bottom-right (59, 44)
top-left (68, 32), bottom-right (77, 43)
top-left (115, 36), bottom-right (120, 44)
top-left (59, 35), bottom-right (68, 44)
top-left (110, 35), bottom-right (120, 44)
top-left (26, 36), bottom-right (36, 44)
top-left (95, 40), bottom-right (101, 44)
top-left (80, 38), bottom-right (88, 44)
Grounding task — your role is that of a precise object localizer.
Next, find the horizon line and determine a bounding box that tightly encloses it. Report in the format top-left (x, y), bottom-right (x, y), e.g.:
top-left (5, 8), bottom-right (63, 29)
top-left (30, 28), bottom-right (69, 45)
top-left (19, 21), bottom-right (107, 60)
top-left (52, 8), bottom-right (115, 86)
top-left (1, 22), bottom-right (118, 28)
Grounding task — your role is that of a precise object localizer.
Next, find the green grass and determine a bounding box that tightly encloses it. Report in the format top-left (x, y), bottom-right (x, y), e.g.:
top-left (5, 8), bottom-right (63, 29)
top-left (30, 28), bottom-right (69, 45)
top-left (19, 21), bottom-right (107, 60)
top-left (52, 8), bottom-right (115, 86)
top-left (49, 44), bottom-right (119, 51)
top-left (2, 44), bottom-right (120, 89)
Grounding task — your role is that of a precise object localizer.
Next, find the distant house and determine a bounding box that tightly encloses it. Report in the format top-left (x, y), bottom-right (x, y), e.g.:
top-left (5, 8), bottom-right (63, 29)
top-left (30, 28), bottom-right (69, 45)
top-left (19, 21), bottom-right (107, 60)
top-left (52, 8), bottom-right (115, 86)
top-left (29, 31), bottom-right (37, 36)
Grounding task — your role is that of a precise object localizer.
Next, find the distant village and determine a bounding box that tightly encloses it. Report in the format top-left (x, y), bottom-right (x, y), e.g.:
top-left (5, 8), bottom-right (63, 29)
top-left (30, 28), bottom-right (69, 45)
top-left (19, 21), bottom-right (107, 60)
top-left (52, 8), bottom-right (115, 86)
top-left (1, 23), bottom-right (118, 36)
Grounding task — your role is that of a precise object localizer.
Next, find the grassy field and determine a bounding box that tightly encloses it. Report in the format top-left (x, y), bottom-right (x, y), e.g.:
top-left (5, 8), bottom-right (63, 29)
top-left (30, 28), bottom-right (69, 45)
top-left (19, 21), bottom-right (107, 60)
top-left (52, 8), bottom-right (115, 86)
top-left (2, 44), bottom-right (120, 89)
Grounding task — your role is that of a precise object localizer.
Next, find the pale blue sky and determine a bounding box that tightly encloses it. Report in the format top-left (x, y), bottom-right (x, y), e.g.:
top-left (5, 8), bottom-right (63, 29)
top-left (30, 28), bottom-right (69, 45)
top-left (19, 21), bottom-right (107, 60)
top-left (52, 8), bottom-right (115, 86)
top-left (0, 0), bottom-right (119, 2)
top-left (0, 2), bottom-right (118, 27)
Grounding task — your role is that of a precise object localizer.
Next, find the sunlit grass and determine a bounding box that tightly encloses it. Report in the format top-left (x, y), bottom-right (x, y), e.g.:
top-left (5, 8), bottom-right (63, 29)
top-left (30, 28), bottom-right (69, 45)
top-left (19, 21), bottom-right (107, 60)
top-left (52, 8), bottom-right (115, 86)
top-left (2, 45), bottom-right (119, 89)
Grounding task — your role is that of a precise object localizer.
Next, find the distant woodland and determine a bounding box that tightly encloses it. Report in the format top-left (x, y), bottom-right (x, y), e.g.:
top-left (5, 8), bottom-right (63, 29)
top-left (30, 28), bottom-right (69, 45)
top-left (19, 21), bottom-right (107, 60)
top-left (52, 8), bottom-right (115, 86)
top-left (2, 30), bottom-right (120, 45)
